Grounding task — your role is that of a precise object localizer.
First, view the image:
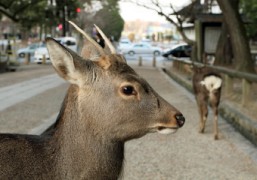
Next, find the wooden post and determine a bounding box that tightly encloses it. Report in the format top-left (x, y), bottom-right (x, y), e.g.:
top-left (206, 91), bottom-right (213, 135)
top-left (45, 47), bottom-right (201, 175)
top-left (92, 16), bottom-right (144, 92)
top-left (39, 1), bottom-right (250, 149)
top-left (173, 60), bottom-right (177, 69)
top-left (152, 55), bottom-right (156, 67)
top-left (242, 78), bottom-right (251, 106)
top-left (138, 56), bottom-right (142, 66)
top-left (225, 74), bottom-right (233, 96)
top-left (178, 61), bottom-right (183, 72)
top-left (25, 53), bottom-right (30, 65)
top-left (42, 54), bottom-right (46, 64)
top-left (174, 60), bottom-right (179, 70)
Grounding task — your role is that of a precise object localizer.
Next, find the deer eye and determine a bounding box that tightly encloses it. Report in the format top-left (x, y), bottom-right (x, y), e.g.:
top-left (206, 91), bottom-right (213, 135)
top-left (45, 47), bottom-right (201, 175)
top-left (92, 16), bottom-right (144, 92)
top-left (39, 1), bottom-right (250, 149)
top-left (121, 85), bottom-right (137, 96)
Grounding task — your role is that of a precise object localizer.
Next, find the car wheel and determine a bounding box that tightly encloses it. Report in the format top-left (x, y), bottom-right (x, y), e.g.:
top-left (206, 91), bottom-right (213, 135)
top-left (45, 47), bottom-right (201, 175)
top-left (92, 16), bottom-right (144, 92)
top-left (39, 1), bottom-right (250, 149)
top-left (128, 51), bottom-right (135, 56)
top-left (153, 51), bottom-right (160, 56)
top-left (168, 55), bottom-right (173, 60)
top-left (19, 53), bottom-right (25, 58)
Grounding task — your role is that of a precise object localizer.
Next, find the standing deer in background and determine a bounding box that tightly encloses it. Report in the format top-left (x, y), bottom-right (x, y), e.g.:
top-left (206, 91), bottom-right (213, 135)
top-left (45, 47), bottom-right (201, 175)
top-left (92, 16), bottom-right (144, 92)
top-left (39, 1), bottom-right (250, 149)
top-left (192, 66), bottom-right (222, 140)
top-left (0, 21), bottom-right (185, 179)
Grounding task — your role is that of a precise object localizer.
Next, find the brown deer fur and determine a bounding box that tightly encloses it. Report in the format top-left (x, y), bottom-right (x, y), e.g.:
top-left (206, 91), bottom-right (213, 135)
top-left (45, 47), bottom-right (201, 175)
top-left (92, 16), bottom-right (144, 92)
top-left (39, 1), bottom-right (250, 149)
top-left (192, 66), bottom-right (222, 140)
top-left (0, 24), bottom-right (185, 179)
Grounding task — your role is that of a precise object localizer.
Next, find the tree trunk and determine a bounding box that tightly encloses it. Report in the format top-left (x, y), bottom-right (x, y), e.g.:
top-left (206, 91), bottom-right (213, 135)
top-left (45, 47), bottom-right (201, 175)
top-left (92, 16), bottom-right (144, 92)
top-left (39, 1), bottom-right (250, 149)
top-left (215, 23), bottom-right (233, 66)
top-left (217, 0), bottom-right (255, 73)
top-left (176, 26), bottom-right (197, 62)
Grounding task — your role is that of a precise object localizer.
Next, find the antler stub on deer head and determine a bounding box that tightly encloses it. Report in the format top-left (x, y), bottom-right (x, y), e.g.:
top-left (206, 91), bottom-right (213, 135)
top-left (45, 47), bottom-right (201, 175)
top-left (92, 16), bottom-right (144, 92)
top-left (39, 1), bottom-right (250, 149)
top-left (47, 22), bottom-right (185, 140)
top-left (68, 21), bottom-right (122, 62)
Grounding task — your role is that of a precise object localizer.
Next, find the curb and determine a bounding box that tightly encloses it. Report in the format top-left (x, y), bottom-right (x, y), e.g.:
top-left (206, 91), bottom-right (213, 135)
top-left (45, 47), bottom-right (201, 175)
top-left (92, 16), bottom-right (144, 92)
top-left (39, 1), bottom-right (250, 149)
top-left (163, 67), bottom-right (257, 147)
top-left (219, 103), bottom-right (257, 146)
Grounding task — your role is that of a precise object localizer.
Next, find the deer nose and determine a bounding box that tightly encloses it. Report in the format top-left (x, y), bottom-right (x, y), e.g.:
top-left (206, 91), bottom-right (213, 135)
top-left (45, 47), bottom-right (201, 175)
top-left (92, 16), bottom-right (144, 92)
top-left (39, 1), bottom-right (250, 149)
top-left (175, 114), bottom-right (185, 127)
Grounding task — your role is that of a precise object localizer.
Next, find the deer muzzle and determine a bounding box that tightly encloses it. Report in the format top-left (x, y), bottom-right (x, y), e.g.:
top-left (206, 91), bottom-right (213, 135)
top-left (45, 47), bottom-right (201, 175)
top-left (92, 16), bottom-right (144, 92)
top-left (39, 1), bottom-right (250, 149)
top-left (175, 114), bottom-right (185, 127)
top-left (154, 113), bottom-right (185, 135)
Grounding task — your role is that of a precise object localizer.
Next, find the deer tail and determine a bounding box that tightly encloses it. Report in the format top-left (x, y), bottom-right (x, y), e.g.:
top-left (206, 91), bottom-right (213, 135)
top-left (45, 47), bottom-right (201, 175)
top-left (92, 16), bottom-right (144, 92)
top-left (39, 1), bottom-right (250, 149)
top-left (200, 75), bottom-right (222, 93)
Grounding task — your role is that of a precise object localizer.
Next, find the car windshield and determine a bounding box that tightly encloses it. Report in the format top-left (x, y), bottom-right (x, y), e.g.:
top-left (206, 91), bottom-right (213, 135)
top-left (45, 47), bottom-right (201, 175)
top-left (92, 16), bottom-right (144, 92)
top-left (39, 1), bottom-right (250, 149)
top-left (26, 42), bottom-right (45, 49)
top-left (134, 44), bottom-right (150, 48)
top-left (171, 44), bottom-right (187, 49)
top-left (28, 44), bottom-right (38, 49)
top-left (40, 43), bottom-right (46, 47)
top-left (120, 41), bottom-right (130, 44)
top-left (55, 39), bottom-right (75, 46)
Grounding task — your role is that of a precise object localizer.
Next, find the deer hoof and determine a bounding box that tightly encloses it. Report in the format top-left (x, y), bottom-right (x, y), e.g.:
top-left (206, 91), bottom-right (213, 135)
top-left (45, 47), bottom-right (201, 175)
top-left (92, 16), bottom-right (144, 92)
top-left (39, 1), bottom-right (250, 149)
top-left (214, 134), bottom-right (219, 140)
top-left (199, 127), bottom-right (204, 134)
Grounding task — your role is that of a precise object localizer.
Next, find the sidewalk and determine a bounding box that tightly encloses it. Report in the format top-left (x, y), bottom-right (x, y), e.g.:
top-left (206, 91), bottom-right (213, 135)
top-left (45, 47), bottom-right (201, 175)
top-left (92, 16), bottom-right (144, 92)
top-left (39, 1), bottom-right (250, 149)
top-left (1, 61), bottom-right (257, 179)
top-left (122, 64), bottom-right (257, 179)
top-left (162, 63), bottom-right (257, 147)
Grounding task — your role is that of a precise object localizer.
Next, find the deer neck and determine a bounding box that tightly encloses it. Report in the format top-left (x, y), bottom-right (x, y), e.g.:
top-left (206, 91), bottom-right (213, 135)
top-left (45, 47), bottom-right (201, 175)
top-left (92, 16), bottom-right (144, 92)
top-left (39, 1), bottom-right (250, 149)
top-left (51, 85), bottom-right (124, 179)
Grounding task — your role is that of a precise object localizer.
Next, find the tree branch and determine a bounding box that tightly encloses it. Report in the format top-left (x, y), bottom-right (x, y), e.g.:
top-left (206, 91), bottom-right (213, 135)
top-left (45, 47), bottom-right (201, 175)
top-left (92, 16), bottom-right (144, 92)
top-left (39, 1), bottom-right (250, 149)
top-left (0, 0), bottom-right (44, 22)
top-left (14, 0), bottom-right (43, 17)
top-left (0, 7), bottom-right (19, 22)
top-left (0, 1), bottom-right (15, 9)
top-left (123, 0), bottom-right (195, 45)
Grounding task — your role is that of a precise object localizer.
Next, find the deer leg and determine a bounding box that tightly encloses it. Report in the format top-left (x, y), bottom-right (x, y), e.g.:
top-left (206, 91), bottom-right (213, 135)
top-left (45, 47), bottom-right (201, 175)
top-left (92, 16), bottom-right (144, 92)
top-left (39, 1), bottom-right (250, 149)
top-left (197, 100), bottom-right (208, 134)
top-left (212, 103), bottom-right (219, 140)
top-left (200, 104), bottom-right (208, 134)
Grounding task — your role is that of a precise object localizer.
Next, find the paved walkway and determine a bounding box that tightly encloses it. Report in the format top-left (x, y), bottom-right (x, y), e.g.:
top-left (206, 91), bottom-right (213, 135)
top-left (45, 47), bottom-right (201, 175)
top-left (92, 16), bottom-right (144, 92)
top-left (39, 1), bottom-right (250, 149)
top-left (0, 65), bottom-right (67, 134)
top-left (0, 63), bottom-right (257, 179)
top-left (123, 64), bottom-right (257, 180)
top-left (0, 74), bottom-right (64, 111)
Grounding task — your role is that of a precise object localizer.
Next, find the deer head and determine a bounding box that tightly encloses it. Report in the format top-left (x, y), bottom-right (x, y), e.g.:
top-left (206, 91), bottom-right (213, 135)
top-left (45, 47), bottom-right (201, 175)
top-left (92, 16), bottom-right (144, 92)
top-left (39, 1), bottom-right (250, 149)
top-left (46, 22), bottom-right (185, 142)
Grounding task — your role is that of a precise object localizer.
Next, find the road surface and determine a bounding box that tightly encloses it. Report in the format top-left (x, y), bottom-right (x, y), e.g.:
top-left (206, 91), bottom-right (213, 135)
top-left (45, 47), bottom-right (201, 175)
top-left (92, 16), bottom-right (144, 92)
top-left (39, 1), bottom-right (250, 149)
top-left (0, 63), bottom-right (257, 179)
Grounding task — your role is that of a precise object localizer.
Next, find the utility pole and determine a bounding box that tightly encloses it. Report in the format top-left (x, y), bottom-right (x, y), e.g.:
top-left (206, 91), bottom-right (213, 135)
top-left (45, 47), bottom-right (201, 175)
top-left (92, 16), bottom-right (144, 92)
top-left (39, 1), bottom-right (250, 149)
top-left (62, 5), bottom-right (66, 36)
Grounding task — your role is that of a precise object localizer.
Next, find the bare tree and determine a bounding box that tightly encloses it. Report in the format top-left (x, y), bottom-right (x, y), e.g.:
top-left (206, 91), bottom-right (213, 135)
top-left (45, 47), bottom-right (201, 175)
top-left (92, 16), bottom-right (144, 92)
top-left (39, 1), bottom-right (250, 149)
top-left (125, 0), bottom-right (256, 73)
top-left (124, 0), bottom-right (198, 61)
top-left (124, 0), bottom-right (194, 44)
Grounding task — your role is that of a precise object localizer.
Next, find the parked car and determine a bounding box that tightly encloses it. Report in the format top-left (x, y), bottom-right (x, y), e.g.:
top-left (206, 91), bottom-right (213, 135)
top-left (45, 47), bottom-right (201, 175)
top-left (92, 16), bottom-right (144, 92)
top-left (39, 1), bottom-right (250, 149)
top-left (34, 37), bottom-right (77, 64)
top-left (0, 54), bottom-right (19, 72)
top-left (17, 42), bottom-right (44, 58)
top-left (34, 44), bottom-right (50, 64)
top-left (117, 38), bottom-right (132, 52)
top-left (55, 37), bottom-right (77, 52)
top-left (162, 44), bottom-right (192, 59)
top-left (140, 38), bottom-right (152, 44)
top-left (121, 43), bottom-right (162, 56)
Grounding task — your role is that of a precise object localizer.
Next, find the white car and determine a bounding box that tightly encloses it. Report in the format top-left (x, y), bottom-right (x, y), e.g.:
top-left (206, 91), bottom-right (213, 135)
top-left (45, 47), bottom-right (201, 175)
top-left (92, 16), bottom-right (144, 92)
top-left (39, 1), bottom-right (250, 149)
top-left (117, 38), bottom-right (132, 53)
top-left (34, 37), bottom-right (77, 64)
top-left (34, 44), bottom-right (50, 64)
top-left (55, 37), bottom-right (77, 52)
top-left (140, 38), bottom-right (152, 44)
top-left (121, 43), bottom-right (162, 56)
top-left (17, 42), bottom-right (44, 58)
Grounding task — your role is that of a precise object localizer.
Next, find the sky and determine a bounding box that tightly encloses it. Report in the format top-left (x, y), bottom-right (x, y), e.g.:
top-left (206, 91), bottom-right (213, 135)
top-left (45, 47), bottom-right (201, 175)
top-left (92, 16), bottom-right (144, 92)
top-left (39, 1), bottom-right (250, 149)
top-left (119, 0), bottom-right (191, 23)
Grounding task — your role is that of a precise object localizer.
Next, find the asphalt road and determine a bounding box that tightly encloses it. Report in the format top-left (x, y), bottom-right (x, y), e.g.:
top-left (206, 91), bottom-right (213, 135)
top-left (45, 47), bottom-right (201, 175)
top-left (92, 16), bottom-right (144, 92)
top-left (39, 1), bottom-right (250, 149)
top-left (0, 63), bottom-right (257, 179)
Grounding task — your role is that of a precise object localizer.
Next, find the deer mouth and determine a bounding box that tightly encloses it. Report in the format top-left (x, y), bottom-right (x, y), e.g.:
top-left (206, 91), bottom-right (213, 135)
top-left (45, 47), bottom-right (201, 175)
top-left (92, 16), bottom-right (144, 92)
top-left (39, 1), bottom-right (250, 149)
top-left (156, 126), bottom-right (178, 135)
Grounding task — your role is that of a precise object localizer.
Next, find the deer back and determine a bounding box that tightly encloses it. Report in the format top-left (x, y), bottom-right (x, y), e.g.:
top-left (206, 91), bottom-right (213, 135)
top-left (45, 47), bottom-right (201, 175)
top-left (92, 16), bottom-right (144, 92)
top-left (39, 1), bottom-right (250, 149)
top-left (192, 66), bottom-right (222, 102)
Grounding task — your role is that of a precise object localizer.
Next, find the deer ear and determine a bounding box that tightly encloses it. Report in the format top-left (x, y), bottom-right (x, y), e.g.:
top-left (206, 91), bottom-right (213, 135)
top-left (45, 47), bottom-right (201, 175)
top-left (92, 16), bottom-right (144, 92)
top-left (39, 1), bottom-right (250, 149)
top-left (80, 40), bottom-right (102, 61)
top-left (68, 21), bottom-right (106, 61)
top-left (46, 37), bottom-right (81, 85)
top-left (95, 56), bottom-right (111, 70)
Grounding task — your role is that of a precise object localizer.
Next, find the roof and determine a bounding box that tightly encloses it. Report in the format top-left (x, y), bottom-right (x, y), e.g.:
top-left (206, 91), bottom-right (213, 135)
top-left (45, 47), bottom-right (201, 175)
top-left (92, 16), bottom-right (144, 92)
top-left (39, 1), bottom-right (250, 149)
top-left (175, 0), bottom-right (222, 23)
